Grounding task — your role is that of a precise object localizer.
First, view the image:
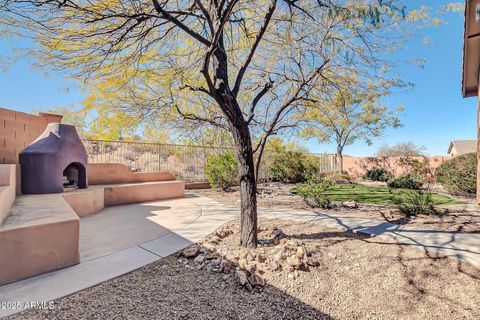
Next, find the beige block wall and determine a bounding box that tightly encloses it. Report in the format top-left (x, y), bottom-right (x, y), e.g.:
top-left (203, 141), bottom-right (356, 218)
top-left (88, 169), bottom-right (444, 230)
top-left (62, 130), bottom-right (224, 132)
top-left (0, 108), bottom-right (62, 164)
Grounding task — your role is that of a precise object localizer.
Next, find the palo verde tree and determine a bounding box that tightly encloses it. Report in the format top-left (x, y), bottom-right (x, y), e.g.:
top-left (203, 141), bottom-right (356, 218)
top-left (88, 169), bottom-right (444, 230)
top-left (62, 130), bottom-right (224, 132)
top-left (302, 87), bottom-right (403, 172)
top-left (1, 0), bottom-right (415, 247)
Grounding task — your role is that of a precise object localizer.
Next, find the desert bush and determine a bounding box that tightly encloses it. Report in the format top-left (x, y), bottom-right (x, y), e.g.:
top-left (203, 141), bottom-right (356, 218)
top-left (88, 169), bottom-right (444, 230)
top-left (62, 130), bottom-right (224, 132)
top-left (363, 167), bottom-right (393, 182)
top-left (324, 173), bottom-right (353, 184)
top-left (397, 157), bottom-right (436, 185)
top-left (435, 153), bottom-right (476, 197)
top-left (270, 149), bottom-right (319, 183)
top-left (394, 189), bottom-right (437, 216)
top-left (205, 152), bottom-right (238, 191)
top-left (387, 174), bottom-right (422, 190)
top-left (295, 180), bottom-right (332, 208)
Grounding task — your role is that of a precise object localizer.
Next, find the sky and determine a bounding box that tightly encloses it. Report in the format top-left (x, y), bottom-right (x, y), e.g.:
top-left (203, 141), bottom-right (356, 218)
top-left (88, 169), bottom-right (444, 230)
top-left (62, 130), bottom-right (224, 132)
top-left (0, 1), bottom-right (474, 156)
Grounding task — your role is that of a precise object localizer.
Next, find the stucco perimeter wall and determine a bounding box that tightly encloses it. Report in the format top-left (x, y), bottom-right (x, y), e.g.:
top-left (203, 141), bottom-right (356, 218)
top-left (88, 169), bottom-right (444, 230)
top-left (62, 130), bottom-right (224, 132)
top-left (343, 156), bottom-right (451, 178)
top-left (0, 108), bottom-right (63, 164)
top-left (0, 165), bottom-right (16, 225)
top-left (88, 163), bottom-right (176, 185)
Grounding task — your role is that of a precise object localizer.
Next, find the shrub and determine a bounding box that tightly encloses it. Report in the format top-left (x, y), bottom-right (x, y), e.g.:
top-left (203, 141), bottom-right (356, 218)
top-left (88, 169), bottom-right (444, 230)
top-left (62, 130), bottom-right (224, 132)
top-left (295, 180), bottom-right (332, 208)
top-left (397, 157), bottom-right (436, 185)
top-left (205, 152), bottom-right (238, 191)
top-left (363, 167), bottom-right (393, 182)
top-left (387, 174), bottom-right (422, 190)
top-left (394, 189), bottom-right (437, 216)
top-left (270, 150), bottom-right (319, 183)
top-left (435, 153), bottom-right (476, 197)
top-left (324, 173), bottom-right (353, 184)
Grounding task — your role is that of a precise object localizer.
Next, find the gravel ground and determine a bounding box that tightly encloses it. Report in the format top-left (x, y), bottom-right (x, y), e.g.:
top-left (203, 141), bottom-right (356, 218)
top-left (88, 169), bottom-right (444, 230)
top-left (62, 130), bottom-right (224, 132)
top-left (195, 182), bottom-right (480, 233)
top-left (10, 219), bottom-right (480, 320)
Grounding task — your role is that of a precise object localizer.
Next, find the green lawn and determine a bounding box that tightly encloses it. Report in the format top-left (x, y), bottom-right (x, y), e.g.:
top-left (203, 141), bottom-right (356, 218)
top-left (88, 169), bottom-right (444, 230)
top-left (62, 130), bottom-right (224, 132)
top-left (293, 184), bottom-right (463, 206)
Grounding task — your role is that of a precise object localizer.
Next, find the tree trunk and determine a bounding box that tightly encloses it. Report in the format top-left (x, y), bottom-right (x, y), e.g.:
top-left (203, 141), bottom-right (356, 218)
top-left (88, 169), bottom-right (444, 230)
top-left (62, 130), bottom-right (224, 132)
top-left (206, 30), bottom-right (257, 247)
top-left (336, 145), bottom-right (344, 173)
top-left (208, 32), bottom-right (258, 247)
top-left (231, 123), bottom-right (258, 248)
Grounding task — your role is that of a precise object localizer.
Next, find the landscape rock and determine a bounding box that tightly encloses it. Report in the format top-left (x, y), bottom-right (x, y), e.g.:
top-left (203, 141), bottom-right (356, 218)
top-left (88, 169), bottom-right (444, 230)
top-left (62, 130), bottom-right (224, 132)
top-left (182, 246), bottom-right (199, 258)
top-left (342, 200), bottom-right (359, 209)
top-left (274, 251), bottom-right (287, 263)
top-left (210, 235), bottom-right (221, 243)
top-left (244, 263), bottom-right (257, 274)
top-left (267, 261), bottom-right (279, 271)
top-left (236, 270), bottom-right (249, 286)
top-left (248, 272), bottom-right (266, 287)
top-left (193, 255), bottom-right (205, 265)
top-left (257, 254), bottom-right (267, 263)
top-left (306, 257), bottom-right (320, 267)
top-left (283, 265), bottom-right (295, 273)
top-left (296, 246), bottom-right (307, 259)
top-left (288, 255), bottom-right (303, 269)
top-left (216, 227), bottom-right (234, 238)
top-left (265, 226), bottom-right (278, 235)
top-left (237, 258), bottom-right (247, 269)
top-left (219, 260), bottom-right (233, 274)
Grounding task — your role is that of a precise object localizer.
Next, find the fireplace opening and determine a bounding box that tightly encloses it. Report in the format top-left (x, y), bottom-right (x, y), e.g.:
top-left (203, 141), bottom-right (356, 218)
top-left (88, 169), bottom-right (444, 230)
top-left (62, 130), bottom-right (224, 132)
top-left (63, 163), bottom-right (86, 192)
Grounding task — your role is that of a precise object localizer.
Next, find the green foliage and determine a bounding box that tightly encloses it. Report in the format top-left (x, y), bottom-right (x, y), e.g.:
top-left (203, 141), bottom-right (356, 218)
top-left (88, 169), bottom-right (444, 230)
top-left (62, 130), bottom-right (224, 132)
top-left (387, 174), bottom-right (422, 190)
top-left (270, 146), bottom-right (319, 183)
top-left (393, 189), bottom-right (437, 216)
top-left (305, 184), bottom-right (460, 206)
top-left (205, 152), bottom-right (238, 191)
top-left (363, 167), bottom-right (393, 182)
top-left (435, 153), bottom-right (477, 197)
top-left (323, 173), bottom-right (353, 184)
top-left (301, 89), bottom-right (404, 162)
top-left (295, 180), bottom-right (333, 208)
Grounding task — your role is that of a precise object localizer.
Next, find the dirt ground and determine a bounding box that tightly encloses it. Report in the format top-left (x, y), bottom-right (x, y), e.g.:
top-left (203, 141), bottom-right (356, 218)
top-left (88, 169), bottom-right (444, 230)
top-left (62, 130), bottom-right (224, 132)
top-left (195, 182), bottom-right (480, 233)
top-left (11, 219), bottom-right (480, 320)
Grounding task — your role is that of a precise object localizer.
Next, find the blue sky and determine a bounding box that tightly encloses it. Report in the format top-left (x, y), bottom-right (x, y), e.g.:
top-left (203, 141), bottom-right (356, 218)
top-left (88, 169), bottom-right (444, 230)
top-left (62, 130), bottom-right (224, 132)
top-left (0, 1), bottom-right (473, 156)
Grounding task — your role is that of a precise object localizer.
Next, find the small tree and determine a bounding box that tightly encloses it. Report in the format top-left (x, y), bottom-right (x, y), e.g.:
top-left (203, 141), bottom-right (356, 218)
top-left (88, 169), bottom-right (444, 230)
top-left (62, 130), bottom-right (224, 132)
top-left (376, 142), bottom-right (426, 157)
top-left (302, 89), bottom-right (402, 172)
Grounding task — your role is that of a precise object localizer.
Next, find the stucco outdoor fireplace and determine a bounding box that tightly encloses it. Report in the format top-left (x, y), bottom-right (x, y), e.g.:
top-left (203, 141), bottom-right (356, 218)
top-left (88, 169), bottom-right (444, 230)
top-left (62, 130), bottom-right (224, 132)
top-left (19, 123), bottom-right (88, 194)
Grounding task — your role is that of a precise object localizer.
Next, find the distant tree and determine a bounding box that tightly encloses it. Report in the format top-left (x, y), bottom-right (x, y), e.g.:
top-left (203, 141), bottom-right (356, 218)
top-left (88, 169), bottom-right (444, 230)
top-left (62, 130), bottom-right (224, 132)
top-left (44, 106), bottom-right (88, 135)
top-left (302, 88), bottom-right (403, 172)
top-left (376, 142), bottom-right (426, 157)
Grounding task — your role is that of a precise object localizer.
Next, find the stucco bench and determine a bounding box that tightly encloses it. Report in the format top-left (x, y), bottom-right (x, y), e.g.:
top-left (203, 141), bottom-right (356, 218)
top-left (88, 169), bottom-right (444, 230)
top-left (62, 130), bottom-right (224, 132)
top-left (62, 181), bottom-right (186, 217)
top-left (0, 194), bottom-right (80, 286)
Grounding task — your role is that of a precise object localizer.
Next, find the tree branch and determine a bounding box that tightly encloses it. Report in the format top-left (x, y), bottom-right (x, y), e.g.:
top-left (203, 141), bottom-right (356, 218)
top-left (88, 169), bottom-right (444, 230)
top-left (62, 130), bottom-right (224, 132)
top-left (175, 105), bottom-right (228, 130)
top-left (232, 0), bottom-right (277, 97)
top-left (152, 0), bottom-right (211, 46)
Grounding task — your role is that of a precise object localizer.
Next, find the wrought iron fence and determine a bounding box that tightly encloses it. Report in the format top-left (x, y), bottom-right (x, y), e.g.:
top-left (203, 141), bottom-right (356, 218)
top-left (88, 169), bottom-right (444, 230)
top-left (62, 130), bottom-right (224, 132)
top-left (82, 139), bottom-right (340, 182)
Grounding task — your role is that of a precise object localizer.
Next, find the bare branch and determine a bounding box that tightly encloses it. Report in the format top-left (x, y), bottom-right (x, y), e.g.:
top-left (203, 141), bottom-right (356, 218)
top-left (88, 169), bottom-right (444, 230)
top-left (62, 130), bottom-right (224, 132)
top-left (232, 0), bottom-right (277, 97)
top-left (152, 0), bottom-right (211, 46)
